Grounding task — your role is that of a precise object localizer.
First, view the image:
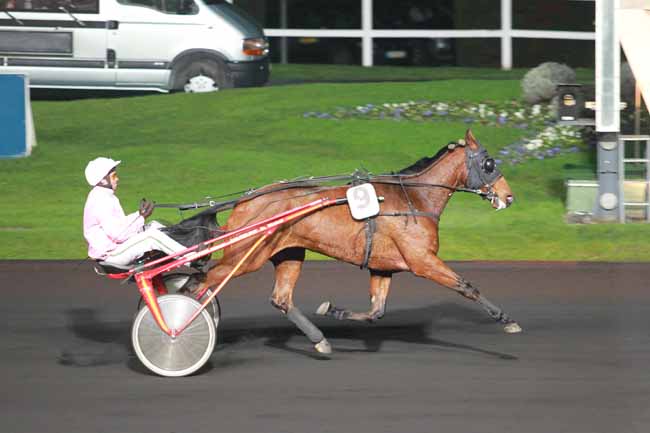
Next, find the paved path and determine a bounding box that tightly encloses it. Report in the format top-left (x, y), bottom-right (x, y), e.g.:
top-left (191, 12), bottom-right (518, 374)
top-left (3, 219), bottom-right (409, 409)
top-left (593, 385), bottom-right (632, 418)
top-left (1, 261), bottom-right (649, 433)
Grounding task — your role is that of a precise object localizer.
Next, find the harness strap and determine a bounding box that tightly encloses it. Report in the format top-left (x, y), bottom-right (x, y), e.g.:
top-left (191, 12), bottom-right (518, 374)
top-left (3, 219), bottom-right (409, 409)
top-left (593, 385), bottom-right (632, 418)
top-left (378, 210), bottom-right (439, 222)
top-left (360, 217), bottom-right (377, 270)
top-left (397, 174), bottom-right (418, 226)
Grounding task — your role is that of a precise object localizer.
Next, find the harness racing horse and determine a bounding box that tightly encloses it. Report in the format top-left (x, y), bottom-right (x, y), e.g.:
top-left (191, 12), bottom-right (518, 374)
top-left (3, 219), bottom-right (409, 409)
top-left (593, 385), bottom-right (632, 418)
top-left (195, 129), bottom-right (521, 354)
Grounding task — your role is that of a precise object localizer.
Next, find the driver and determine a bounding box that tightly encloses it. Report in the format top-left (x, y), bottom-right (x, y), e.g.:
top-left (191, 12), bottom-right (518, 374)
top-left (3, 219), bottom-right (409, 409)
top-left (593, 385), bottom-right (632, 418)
top-left (83, 157), bottom-right (186, 266)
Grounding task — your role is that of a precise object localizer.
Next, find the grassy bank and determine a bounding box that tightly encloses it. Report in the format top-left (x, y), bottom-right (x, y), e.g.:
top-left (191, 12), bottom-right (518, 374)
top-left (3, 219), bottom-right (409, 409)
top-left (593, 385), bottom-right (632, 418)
top-left (269, 64), bottom-right (595, 84)
top-left (1, 66), bottom-right (647, 260)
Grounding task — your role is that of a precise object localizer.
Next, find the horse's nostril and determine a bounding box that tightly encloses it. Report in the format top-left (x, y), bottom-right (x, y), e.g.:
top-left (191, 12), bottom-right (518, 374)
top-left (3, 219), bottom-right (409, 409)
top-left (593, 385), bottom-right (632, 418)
top-left (506, 195), bottom-right (514, 205)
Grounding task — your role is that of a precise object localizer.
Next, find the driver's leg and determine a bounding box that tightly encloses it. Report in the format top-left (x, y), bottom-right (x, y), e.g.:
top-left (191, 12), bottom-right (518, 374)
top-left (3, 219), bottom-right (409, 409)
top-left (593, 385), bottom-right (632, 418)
top-left (105, 228), bottom-right (186, 266)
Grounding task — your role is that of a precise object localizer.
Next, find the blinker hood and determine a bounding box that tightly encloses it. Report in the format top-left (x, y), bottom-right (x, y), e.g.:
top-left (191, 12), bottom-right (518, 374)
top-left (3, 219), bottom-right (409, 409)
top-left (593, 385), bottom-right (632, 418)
top-left (465, 145), bottom-right (501, 189)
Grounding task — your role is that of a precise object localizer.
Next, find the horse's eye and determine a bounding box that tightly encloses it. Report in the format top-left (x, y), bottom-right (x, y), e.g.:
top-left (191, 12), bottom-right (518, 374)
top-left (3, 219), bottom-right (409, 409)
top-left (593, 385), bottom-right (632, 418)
top-left (483, 158), bottom-right (496, 173)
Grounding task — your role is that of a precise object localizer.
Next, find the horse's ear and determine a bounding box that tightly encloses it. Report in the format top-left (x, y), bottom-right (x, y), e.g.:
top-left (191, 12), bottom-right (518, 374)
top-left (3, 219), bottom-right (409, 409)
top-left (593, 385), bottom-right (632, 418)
top-left (465, 129), bottom-right (479, 150)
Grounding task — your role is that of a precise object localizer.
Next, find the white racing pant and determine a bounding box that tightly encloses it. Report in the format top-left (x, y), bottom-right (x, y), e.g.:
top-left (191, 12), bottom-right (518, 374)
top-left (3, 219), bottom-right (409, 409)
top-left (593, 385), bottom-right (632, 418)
top-left (105, 221), bottom-right (186, 266)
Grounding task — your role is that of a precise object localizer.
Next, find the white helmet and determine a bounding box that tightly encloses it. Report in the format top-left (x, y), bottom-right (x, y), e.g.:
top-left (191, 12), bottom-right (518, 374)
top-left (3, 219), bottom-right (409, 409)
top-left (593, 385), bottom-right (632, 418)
top-left (85, 157), bottom-right (121, 186)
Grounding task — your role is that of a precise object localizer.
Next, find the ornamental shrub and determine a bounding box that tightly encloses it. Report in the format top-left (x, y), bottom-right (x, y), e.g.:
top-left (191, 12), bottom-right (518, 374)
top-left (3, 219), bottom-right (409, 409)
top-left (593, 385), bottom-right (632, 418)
top-left (521, 62), bottom-right (576, 104)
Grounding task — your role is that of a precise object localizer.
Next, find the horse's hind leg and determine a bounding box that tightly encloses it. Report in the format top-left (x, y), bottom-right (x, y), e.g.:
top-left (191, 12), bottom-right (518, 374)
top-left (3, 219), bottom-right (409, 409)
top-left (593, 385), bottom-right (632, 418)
top-left (316, 270), bottom-right (392, 322)
top-left (269, 248), bottom-right (332, 354)
top-left (409, 254), bottom-right (522, 333)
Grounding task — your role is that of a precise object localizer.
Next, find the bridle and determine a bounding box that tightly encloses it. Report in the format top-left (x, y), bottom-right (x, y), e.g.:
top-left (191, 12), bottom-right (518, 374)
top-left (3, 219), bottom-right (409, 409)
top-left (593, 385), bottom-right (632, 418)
top-left (463, 143), bottom-right (502, 202)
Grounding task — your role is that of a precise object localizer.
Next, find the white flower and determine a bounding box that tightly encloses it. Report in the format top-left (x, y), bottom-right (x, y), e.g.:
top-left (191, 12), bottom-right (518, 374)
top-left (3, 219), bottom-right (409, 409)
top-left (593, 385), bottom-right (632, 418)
top-left (525, 139), bottom-right (544, 150)
top-left (531, 105), bottom-right (542, 116)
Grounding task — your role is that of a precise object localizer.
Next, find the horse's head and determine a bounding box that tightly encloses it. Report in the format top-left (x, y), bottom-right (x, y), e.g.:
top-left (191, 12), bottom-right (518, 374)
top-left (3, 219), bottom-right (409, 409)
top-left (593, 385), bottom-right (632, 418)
top-left (461, 129), bottom-right (514, 210)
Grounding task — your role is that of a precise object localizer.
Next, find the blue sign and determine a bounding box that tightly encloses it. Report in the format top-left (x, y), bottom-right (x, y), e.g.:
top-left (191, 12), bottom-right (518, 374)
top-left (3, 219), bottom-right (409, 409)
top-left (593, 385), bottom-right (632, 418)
top-left (0, 74), bottom-right (32, 158)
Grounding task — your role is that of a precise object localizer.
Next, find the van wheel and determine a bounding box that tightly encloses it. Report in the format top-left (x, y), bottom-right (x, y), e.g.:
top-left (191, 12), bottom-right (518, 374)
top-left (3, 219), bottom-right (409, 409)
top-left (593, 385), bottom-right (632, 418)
top-left (173, 58), bottom-right (234, 93)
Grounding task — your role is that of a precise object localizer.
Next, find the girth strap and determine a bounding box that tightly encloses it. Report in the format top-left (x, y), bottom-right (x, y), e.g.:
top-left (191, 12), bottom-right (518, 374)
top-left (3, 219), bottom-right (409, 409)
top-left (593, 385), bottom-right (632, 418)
top-left (360, 217), bottom-right (377, 270)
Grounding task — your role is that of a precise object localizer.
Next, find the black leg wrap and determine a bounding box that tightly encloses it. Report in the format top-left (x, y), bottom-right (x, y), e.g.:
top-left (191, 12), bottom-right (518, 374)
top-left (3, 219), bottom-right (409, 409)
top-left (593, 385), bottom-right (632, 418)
top-left (286, 306), bottom-right (325, 344)
top-left (329, 306), bottom-right (349, 321)
top-left (477, 294), bottom-right (511, 324)
top-left (458, 278), bottom-right (480, 301)
top-left (457, 280), bottom-right (512, 325)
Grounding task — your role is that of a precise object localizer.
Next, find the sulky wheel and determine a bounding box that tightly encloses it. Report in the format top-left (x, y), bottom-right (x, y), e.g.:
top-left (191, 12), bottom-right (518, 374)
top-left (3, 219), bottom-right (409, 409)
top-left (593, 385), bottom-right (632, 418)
top-left (137, 274), bottom-right (221, 328)
top-left (132, 294), bottom-right (216, 377)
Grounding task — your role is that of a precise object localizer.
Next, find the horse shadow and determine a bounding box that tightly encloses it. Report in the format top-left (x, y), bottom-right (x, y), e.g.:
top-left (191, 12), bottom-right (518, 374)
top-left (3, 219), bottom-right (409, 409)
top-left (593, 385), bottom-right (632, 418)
top-left (58, 301), bottom-right (516, 373)
top-left (221, 302), bottom-right (517, 361)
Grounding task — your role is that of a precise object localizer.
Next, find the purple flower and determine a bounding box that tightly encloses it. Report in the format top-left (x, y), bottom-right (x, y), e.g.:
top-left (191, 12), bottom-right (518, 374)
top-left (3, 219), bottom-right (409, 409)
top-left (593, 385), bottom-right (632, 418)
top-left (317, 113), bottom-right (332, 119)
top-left (423, 110), bottom-right (433, 117)
top-left (499, 149), bottom-right (510, 155)
top-left (495, 159), bottom-right (503, 165)
top-left (463, 117), bottom-right (474, 123)
top-left (438, 111), bottom-right (449, 116)
top-left (498, 115), bottom-right (507, 124)
top-left (569, 146), bottom-right (580, 153)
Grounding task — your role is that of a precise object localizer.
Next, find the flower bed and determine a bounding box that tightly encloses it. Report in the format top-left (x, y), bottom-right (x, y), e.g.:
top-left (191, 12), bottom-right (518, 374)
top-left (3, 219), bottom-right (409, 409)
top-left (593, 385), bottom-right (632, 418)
top-left (303, 100), bottom-right (586, 165)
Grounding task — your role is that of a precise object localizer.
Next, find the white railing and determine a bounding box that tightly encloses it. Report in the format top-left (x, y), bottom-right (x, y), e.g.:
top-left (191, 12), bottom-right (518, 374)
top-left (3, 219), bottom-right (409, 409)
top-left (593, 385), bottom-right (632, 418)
top-left (237, 0), bottom-right (596, 69)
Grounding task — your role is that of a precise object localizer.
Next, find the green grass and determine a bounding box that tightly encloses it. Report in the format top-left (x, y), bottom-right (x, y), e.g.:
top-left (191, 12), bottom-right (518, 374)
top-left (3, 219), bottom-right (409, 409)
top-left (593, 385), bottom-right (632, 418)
top-left (1, 65), bottom-right (647, 261)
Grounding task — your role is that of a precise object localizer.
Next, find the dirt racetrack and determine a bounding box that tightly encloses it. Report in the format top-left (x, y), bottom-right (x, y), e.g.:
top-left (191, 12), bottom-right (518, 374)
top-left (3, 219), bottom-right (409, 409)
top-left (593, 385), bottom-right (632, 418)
top-left (1, 260), bottom-right (649, 433)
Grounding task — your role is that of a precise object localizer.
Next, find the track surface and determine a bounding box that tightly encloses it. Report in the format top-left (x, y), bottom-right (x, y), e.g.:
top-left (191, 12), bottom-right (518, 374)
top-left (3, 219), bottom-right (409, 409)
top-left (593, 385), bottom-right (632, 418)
top-left (2, 261), bottom-right (649, 433)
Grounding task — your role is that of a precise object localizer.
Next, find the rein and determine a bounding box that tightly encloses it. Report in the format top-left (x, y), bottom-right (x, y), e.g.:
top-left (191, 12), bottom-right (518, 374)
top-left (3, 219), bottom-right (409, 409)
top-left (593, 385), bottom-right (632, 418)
top-left (155, 142), bottom-right (500, 211)
top-left (154, 173), bottom-right (492, 211)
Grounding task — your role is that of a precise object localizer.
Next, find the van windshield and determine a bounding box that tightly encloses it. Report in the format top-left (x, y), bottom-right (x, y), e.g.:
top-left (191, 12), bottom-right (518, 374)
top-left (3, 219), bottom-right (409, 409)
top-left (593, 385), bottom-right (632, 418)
top-left (203, 0), bottom-right (264, 37)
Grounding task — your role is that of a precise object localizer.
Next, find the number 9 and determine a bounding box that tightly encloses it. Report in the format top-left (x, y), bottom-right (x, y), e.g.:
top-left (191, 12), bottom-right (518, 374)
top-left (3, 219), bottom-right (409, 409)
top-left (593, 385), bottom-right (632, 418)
top-left (354, 187), bottom-right (370, 208)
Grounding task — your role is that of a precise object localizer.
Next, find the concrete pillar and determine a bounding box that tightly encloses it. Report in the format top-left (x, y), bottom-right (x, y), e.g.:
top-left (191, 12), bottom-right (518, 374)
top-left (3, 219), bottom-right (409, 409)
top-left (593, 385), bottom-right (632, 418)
top-left (594, 0), bottom-right (621, 221)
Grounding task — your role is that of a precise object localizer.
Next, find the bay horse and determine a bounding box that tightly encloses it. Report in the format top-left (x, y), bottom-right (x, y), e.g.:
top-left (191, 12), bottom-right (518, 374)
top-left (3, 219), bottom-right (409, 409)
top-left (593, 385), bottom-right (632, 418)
top-left (194, 129), bottom-right (521, 354)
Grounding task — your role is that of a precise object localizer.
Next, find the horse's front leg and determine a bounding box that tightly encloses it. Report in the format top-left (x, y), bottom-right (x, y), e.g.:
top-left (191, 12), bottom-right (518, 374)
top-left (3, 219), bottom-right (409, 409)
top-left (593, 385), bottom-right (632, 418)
top-left (408, 253), bottom-right (522, 333)
top-left (269, 248), bottom-right (332, 354)
top-left (317, 270), bottom-right (392, 322)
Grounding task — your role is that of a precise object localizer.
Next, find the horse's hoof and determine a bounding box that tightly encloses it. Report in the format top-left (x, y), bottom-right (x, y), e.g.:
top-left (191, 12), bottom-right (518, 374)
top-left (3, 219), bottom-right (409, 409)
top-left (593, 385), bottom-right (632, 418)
top-left (314, 338), bottom-right (332, 354)
top-left (504, 322), bottom-right (522, 333)
top-left (316, 301), bottom-right (331, 316)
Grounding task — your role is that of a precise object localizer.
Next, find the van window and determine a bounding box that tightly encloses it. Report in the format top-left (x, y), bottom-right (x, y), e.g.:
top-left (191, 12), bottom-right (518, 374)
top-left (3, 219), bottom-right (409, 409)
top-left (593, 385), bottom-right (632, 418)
top-left (117, 0), bottom-right (198, 15)
top-left (1, 0), bottom-right (99, 13)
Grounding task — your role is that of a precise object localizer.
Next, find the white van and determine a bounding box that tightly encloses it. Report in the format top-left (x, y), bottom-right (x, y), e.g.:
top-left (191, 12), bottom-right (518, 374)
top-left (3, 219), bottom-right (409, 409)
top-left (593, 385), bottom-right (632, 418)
top-left (0, 0), bottom-right (269, 92)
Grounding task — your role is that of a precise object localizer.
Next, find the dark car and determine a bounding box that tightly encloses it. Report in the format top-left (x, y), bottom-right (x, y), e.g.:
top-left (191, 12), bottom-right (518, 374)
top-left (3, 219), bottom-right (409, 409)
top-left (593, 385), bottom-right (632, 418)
top-left (268, 0), bottom-right (455, 66)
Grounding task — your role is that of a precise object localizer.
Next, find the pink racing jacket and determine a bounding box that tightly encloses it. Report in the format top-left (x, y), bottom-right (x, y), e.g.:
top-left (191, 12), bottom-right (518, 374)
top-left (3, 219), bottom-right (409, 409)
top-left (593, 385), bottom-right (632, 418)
top-left (83, 186), bottom-right (144, 259)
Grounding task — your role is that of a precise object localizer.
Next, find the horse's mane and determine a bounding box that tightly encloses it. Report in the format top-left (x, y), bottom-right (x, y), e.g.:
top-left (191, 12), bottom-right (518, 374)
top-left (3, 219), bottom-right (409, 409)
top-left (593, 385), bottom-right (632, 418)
top-left (397, 145), bottom-right (451, 175)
